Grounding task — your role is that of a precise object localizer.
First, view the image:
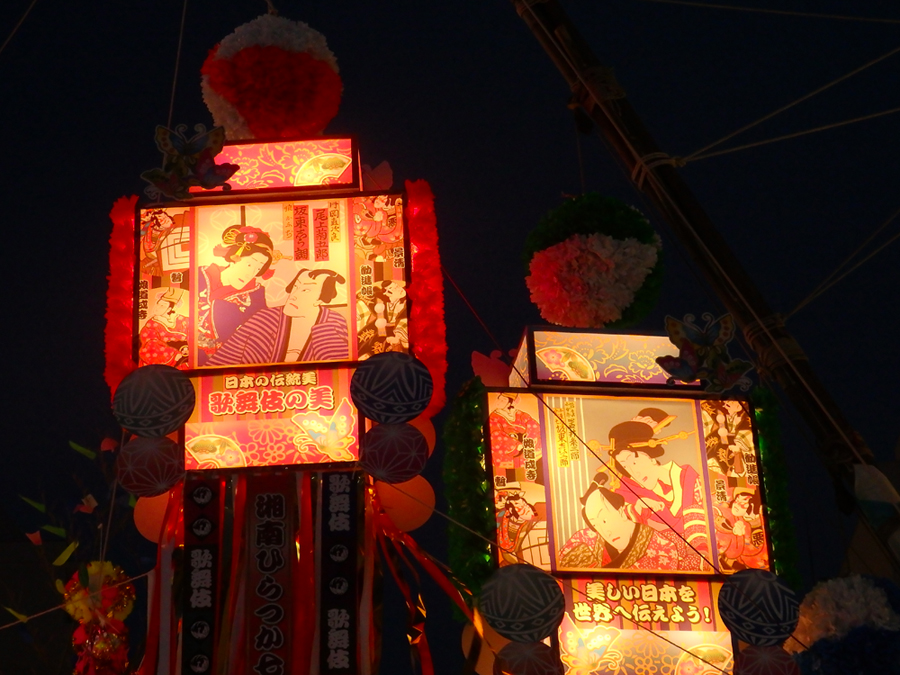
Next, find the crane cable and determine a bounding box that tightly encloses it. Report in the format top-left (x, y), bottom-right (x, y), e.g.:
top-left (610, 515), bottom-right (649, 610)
top-left (0, 0), bottom-right (39, 59)
top-left (166, 0), bottom-right (190, 130)
top-left (636, 0), bottom-right (900, 26)
top-left (788, 206), bottom-right (900, 319)
top-left (684, 43), bottom-right (900, 162)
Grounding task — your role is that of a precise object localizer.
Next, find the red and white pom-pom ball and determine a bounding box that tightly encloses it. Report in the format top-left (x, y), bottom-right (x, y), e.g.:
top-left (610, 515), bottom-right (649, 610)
top-left (201, 14), bottom-right (342, 140)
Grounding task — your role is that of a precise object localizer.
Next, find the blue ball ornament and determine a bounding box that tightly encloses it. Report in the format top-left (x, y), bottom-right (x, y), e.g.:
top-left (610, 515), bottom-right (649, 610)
top-left (350, 353), bottom-right (433, 424)
top-left (494, 641), bottom-right (563, 675)
top-left (718, 569), bottom-right (799, 646)
top-left (361, 423), bottom-right (428, 484)
top-left (113, 365), bottom-right (196, 437)
top-left (116, 436), bottom-right (184, 497)
top-left (479, 564), bottom-right (565, 643)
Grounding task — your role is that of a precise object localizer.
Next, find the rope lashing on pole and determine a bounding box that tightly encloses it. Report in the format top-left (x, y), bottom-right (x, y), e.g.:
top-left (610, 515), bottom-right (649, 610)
top-left (631, 153), bottom-right (686, 189)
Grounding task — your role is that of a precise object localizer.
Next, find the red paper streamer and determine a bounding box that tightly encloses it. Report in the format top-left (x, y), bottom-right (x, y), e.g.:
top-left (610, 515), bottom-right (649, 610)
top-left (137, 483), bottom-right (183, 675)
top-left (293, 472), bottom-right (316, 675)
top-left (202, 45), bottom-right (342, 139)
top-left (219, 474), bottom-right (248, 673)
top-left (406, 180), bottom-right (447, 419)
top-left (376, 527), bottom-right (434, 675)
top-left (373, 487), bottom-right (478, 675)
top-left (105, 196), bottom-right (138, 398)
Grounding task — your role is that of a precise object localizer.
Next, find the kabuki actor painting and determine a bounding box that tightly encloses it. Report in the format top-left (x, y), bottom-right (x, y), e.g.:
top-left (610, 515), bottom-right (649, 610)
top-left (487, 390), bottom-right (769, 576)
top-left (136, 194), bottom-right (408, 370)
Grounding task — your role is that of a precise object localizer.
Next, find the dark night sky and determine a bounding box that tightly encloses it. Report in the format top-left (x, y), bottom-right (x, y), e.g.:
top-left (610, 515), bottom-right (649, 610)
top-left (1, 1), bottom-right (899, 673)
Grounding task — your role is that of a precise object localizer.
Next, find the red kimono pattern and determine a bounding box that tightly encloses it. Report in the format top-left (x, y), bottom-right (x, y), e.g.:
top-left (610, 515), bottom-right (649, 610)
top-left (714, 502), bottom-right (766, 570)
top-left (617, 461), bottom-right (710, 558)
top-left (558, 525), bottom-right (704, 571)
top-left (139, 315), bottom-right (189, 369)
top-left (489, 410), bottom-right (541, 469)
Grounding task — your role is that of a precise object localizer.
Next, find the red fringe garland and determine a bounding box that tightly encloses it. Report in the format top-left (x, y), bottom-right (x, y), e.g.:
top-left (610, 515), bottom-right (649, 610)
top-left (406, 180), bottom-right (447, 420)
top-left (202, 45), bottom-right (342, 139)
top-left (105, 196), bottom-right (138, 398)
top-left (373, 489), bottom-right (476, 675)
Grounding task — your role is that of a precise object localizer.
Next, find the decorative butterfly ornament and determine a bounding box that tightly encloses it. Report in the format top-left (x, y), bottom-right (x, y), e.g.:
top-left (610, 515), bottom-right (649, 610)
top-left (141, 124), bottom-right (240, 200)
top-left (656, 313), bottom-right (753, 393)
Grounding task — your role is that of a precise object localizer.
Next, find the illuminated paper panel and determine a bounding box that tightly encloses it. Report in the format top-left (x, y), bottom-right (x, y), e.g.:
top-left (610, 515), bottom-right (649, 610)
top-left (487, 391), bottom-right (769, 576)
top-left (486, 391), bottom-right (550, 569)
top-left (188, 137), bottom-right (356, 194)
top-left (559, 577), bottom-right (734, 675)
top-left (509, 334), bottom-right (529, 388)
top-left (532, 330), bottom-right (692, 386)
top-left (136, 194), bottom-right (408, 370)
top-left (184, 368), bottom-right (359, 470)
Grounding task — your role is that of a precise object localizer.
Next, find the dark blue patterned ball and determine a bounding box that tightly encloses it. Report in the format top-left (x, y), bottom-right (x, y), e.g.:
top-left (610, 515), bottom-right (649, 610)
top-left (350, 353), bottom-right (433, 424)
top-left (361, 424), bottom-right (428, 484)
top-left (494, 642), bottom-right (563, 675)
top-left (113, 365), bottom-right (196, 437)
top-left (718, 569), bottom-right (799, 646)
top-left (480, 564), bottom-right (565, 643)
top-left (117, 436), bottom-right (184, 497)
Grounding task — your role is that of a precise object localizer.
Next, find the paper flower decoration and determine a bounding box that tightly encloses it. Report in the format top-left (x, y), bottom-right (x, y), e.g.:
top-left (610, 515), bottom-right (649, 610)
top-left (523, 194), bottom-right (662, 328)
top-left (786, 575), bottom-right (900, 652)
top-left (201, 14), bottom-right (342, 140)
top-left (73, 619), bottom-right (130, 675)
top-left (63, 561), bottom-right (135, 625)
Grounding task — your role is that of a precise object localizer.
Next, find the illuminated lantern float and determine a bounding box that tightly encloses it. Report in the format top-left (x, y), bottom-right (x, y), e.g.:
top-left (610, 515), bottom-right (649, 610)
top-left (482, 325), bottom-right (779, 674)
top-left (481, 195), bottom-right (784, 675)
top-left (460, 195), bottom-right (787, 674)
top-left (108, 13), bottom-right (446, 674)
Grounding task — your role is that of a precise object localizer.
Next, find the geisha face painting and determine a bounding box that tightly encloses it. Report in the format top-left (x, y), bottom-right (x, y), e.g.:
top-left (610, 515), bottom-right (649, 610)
top-left (222, 250), bottom-right (269, 288)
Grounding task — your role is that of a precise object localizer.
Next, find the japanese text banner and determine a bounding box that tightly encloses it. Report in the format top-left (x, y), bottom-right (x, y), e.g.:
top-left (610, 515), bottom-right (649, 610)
top-left (185, 368), bottom-right (359, 470)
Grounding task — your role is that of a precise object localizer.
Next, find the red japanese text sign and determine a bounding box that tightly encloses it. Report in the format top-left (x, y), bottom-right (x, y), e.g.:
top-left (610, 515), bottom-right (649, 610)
top-left (185, 368), bottom-right (359, 470)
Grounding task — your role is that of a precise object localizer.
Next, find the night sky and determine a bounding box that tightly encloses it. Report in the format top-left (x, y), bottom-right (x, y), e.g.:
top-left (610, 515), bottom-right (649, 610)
top-left (1, 1), bottom-right (899, 673)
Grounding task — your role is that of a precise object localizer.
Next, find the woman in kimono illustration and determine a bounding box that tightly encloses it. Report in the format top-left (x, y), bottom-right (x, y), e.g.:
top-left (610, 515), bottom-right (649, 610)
top-left (605, 408), bottom-right (710, 559)
top-left (197, 225), bottom-right (278, 364)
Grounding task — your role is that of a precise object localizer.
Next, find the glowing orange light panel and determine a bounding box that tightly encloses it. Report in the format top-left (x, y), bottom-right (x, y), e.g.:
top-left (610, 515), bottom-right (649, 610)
top-left (185, 367), bottom-right (359, 470)
top-left (188, 137), bottom-right (356, 193)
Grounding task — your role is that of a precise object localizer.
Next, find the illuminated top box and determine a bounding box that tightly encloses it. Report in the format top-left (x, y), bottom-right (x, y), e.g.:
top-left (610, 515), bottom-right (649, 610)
top-left (509, 326), bottom-right (699, 389)
top-left (188, 136), bottom-right (359, 197)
